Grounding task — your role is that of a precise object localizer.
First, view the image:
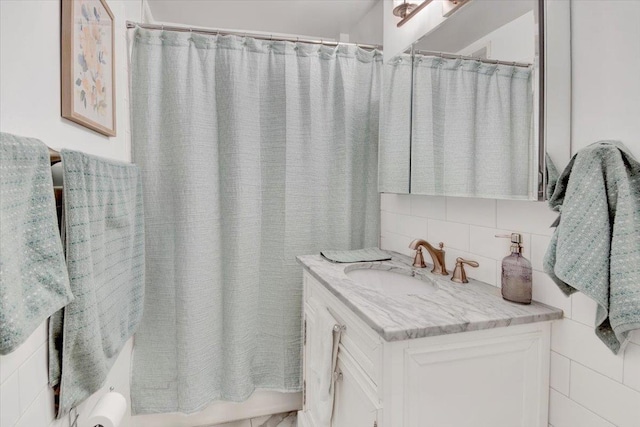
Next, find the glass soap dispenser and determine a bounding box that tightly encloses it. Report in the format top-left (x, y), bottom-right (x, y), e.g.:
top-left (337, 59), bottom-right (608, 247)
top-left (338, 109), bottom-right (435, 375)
top-left (495, 233), bottom-right (532, 304)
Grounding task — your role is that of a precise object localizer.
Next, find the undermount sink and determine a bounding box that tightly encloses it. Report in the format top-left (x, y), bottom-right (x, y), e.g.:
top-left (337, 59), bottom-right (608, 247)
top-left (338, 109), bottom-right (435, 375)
top-left (346, 268), bottom-right (438, 295)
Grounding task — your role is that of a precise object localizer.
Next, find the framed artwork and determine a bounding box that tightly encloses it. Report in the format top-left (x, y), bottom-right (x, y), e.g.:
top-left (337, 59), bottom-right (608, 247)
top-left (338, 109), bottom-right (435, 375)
top-left (61, 0), bottom-right (116, 137)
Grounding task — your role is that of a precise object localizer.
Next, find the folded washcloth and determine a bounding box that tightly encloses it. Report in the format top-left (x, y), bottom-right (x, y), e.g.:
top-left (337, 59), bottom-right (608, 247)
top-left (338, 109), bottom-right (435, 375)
top-left (544, 141), bottom-right (640, 354)
top-left (49, 150), bottom-right (145, 415)
top-left (321, 247), bottom-right (391, 263)
top-left (0, 133), bottom-right (72, 355)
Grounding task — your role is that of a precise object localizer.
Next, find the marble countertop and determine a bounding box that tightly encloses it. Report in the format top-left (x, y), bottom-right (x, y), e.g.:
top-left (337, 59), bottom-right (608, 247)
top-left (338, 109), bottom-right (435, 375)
top-left (297, 252), bottom-right (563, 342)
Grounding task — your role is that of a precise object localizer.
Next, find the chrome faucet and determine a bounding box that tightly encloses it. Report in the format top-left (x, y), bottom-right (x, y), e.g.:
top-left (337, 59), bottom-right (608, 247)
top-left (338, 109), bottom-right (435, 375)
top-left (409, 239), bottom-right (448, 275)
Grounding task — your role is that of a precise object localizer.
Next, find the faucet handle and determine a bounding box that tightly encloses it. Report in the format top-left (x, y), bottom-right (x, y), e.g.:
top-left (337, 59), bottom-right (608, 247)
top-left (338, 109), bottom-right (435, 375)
top-left (451, 257), bottom-right (479, 284)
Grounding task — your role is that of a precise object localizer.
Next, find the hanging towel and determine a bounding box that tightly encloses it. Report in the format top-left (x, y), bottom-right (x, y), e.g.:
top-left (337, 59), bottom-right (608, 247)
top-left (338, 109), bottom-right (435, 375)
top-left (307, 298), bottom-right (344, 427)
top-left (321, 247), bottom-right (391, 263)
top-left (544, 141), bottom-right (640, 354)
top-left (0, 133), bottom-right (72, 355)
top-left (49, 150), bottom-right (145, 416)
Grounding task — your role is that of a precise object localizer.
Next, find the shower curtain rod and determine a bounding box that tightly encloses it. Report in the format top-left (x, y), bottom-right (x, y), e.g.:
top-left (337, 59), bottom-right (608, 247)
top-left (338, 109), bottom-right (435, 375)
top-left (413, 49), bottom-right (532, 68)
top-left (125, 21), bottom-right (382, 51)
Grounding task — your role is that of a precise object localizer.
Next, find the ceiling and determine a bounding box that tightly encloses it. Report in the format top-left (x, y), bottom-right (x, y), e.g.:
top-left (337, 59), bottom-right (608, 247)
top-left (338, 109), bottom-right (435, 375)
top-left (146, 0), bottom-right (380, 40)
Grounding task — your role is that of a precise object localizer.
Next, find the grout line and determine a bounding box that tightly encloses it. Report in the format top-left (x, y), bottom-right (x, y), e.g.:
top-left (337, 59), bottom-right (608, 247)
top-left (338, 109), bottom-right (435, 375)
top-left (569, 358), bottom-right (638, 395)
top-left (15, 385), bottom-right (51, 426)
top-left (555, 364), bottom-right (617, 426)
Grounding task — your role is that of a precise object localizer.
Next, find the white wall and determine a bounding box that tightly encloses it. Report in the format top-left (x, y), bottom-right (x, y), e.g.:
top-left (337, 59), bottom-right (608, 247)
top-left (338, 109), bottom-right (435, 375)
top-left (0, 1), bottom-right (142, 426)
top-left (348, 0), bottom-right (383, 47)
top-left (381, 1), bottom-right (640, 426)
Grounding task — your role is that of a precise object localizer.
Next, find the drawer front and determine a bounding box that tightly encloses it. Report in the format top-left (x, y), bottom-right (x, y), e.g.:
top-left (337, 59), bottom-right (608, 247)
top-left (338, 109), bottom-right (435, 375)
top-left (303, 271), bottom-right (382, 387)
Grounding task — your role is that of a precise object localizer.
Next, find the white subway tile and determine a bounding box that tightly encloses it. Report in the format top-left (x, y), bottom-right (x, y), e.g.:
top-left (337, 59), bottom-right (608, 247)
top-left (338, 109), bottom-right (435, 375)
top-left (496, 200), bottom-right (558, 236)
top-left (445, 248), bottom-right (498, 287)
top-left (570, 362), bottom-right (640, 427)
top-left (396, 214), bottom-right (428, 238)
top-left (103, 340), bottom-right (133, 391)
top-left (0, 323), bottom-right (47, 384)
top-left (551, 319), bottom-right (623, 381)
top-left (571, 293), bottom-right (598, 327)
top-left (380, 193), bottom-right (411, 214)
top-left (18, 344), bottom-right (48, 415)
top-left (380, 211), bottom-right (397, 234)
top-left (549, 389), bottom-right (615, 427)
top-left (530, 234), bottom-right (551, 272)
top-left (382, 233), bottom-right (413, 257)
top-left (16, 388), bottom-right (54, 427)
top-left (469, 226), bottom-right (531, 262)
top-left (410, 195), bottom-right (446, 220)
top-left (550, 351), bottom-right (570, 396)
top-left (445, 197), bottom-right (497, 228)
top-left (532, 271), bottom-right (571, 317)
top-left (623, 342), bottom-right (640, 392)
top-left (427, 220), bottom-right (469, 252)
top-left (1, 372), bottom-right (20, 427)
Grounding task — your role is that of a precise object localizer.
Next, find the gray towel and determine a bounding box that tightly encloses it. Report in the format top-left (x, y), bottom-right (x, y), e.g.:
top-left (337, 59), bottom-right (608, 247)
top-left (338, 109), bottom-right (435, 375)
top-left (0, 133), bottom-right (72, 355)
top-left (49, 150), bottom-right (145, 415)
top-left (321, 247), bottom-right (391, 263)
top-left (544, 141), bottom-right (640, 354)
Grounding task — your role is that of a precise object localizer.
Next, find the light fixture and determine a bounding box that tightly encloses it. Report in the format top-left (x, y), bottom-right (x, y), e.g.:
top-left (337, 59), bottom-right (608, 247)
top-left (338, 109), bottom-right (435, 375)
top-left (393, 0), bottom-right (418, 19)
top-left (394, 0), bottom-right (434, 28)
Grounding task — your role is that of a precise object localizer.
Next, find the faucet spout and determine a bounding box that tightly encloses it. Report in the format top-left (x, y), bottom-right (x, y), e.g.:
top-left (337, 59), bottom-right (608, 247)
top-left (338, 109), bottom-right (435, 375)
top-left (409, 239), bottom-right (448, 275)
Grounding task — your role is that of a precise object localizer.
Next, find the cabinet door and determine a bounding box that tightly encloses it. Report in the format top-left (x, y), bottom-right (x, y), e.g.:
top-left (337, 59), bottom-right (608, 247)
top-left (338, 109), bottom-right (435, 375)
top-left (397, 329), bottom-right (549, 427)
top-left (332, 348), bottom-right (379, 427)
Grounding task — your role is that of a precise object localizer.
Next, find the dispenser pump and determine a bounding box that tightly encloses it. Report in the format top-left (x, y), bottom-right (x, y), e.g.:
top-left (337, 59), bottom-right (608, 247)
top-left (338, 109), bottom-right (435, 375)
top-left (496, 233), bottom-right (524, 255)
top-left (495, 233), bottom-right (532, 304)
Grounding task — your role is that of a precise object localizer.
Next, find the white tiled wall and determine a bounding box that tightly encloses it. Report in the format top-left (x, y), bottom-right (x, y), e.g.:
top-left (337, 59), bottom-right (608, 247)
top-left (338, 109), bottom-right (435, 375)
top-left (0, 323), bottom-right (133, 427)
top-left (381, 192), bottom-right (640, 427)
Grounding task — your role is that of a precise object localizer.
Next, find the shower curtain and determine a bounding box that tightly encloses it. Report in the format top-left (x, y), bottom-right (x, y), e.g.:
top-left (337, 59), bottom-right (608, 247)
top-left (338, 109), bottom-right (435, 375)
top-left (130, 28), bottom-right (381, 414)
top-left (411, 56), bottom-right (535, 199)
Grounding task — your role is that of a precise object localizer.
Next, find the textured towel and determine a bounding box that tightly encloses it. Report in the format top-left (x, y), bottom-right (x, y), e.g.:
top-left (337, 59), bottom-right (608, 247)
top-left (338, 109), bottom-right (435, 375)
top-left (307, 298), bottom-right (342, 427)
top-left (0, 133), bottom-right (72, 355)
top-left (49, 150), bottom-right (145, 415)
top-left (544, 141), bottom-right (640, 354)
top-left (321, 247), bottom-right (391, 263)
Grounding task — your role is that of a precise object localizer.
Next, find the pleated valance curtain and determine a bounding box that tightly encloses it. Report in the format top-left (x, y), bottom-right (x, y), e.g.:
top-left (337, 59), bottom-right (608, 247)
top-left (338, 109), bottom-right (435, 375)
top-left (411, 56), bottom-right (535, 199)
top-left (130, 28), bottom-right (381, 414)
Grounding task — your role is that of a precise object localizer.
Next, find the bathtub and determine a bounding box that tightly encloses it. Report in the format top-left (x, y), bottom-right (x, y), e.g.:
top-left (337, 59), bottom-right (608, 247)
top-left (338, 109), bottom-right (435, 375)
top-left (129, 391), bottom-right (302, 427)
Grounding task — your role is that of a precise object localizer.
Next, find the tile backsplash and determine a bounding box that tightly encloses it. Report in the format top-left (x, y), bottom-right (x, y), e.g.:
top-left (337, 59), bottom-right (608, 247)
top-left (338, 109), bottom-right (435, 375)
top-left (380, 193), bottom-right (640, 427)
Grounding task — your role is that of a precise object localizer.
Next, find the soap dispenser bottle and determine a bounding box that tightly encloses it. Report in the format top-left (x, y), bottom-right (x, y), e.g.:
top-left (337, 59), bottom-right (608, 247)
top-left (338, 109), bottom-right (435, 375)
top-left (495, 233), bottom-right (532, 304)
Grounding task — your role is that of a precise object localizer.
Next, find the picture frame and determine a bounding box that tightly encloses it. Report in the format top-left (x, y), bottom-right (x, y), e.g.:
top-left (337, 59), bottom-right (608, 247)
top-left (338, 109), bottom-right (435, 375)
top-left (61, 0), bottom-right (116, 137)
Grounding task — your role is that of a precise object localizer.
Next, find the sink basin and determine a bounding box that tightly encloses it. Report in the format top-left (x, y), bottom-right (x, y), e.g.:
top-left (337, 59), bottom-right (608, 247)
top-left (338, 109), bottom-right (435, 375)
top-left (346, 268), bottom-right (438, 295)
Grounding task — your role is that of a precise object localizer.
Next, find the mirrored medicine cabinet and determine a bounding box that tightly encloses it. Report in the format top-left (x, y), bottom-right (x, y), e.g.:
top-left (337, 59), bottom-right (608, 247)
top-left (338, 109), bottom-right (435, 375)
top-left (379, 0), bottom-right (571, 201)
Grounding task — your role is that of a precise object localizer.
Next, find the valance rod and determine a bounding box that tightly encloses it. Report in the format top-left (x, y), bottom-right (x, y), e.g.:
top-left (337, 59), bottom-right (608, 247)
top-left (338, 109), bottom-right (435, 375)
top-left (126, 21), bottom-right (382, 51)
top-left (413, 49), bottom-right (532, 68)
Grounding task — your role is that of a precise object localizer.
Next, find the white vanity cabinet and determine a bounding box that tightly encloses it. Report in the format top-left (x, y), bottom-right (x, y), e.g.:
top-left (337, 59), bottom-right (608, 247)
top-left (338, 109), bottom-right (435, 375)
top-left (298, 271), bottom-right (553, 427)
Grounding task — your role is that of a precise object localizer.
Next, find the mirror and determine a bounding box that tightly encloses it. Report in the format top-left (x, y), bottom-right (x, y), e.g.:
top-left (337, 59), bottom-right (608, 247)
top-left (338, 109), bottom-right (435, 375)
top-left (379, 0), bottom-right (571, 200)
